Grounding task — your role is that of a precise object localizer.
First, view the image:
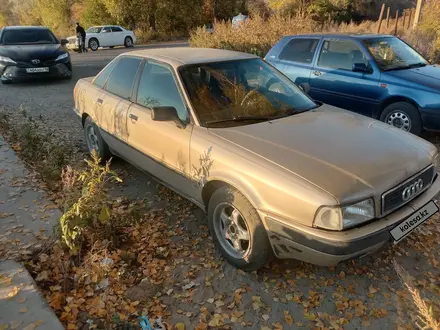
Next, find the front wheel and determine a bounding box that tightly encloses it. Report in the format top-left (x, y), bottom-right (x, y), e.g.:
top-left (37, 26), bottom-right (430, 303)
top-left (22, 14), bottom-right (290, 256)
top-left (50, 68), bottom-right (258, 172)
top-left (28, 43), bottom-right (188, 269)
top-left (380, 101), bottom-right (422, 136)
top-left (89, 38), bottom-right (99, 51)
top-left (208, 186), bottom-right (273, 271)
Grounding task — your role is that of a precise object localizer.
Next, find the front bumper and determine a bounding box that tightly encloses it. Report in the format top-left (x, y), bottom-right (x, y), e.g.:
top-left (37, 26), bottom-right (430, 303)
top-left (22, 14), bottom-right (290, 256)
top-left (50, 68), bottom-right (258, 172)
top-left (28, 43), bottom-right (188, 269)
top-left (261, 174), bottom-right (440, 266)
top-left (1, 62), bottom-right (72, 82)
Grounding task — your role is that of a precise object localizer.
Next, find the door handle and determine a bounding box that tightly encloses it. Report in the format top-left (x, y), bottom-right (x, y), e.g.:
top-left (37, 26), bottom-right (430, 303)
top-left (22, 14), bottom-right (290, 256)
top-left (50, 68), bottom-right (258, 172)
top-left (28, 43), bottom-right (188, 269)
top-left (129, 113), bottom-right (138, 122)
top-left (312, 70), bottom-right (322, 77)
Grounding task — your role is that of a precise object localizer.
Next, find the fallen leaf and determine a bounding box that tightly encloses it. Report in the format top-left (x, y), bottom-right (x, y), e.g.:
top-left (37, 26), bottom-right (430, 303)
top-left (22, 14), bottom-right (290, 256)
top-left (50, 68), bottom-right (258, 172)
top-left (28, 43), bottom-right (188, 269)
top-left (0, 324), bottom-right (8, 330)
top-left (20, 307), bottom-right (28, 313)
top-left (262, 314), bottom-right (270, 321)
top-left (175, 323), bottom-right (185, 330)
top-left (7, 286), bottom-right (19, 299)
top-left (0, 213), bottom-right (13, 219)
top-left (284, 311), bottom-right (294, 325)
top-left (35, 271), bottom-right (49, 282)
top-left (9, 321), bottom-right (21, 330)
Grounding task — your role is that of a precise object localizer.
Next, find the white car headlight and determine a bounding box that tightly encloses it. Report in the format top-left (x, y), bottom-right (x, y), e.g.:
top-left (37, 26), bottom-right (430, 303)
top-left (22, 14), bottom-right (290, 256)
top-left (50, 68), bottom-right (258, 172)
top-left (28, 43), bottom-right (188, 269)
top-left (313, 198), bottom-right (375, 230)
top-left (55, 53), bottom-right (69, 61)
top-left (0, 56), bottom-right (17, 64)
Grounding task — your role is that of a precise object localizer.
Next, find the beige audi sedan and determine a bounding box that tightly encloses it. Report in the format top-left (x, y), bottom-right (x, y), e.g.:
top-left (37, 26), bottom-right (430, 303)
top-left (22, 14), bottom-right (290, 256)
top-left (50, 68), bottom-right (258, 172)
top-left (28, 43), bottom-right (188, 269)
top-left (73, 47), bottom-right (440, 271)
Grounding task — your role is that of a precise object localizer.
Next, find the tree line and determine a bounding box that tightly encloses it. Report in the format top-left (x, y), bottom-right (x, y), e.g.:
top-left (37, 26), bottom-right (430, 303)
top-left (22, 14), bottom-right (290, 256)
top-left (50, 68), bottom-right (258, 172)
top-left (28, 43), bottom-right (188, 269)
top-left (1, 0), bottom-right (414, 37)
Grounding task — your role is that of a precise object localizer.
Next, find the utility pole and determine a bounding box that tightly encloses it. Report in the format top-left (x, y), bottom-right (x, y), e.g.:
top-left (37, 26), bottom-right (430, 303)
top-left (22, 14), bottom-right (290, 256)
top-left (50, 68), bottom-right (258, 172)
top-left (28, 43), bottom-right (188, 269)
top-left (413, 0), bottom-right (423, 28)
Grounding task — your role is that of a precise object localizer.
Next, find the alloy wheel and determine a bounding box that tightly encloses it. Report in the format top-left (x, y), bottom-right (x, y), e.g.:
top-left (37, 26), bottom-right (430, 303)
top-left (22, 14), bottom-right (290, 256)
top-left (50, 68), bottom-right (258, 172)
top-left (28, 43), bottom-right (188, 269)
top-left (86, 125), bottom-right (99, 153)
top-left (385, 110), bottom-right (411, 132)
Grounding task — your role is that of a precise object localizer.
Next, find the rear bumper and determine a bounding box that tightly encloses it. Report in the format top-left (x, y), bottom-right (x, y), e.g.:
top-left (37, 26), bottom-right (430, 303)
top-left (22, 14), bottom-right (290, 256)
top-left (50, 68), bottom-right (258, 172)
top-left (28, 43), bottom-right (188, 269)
top-left (261, 174), bottom-right (440, 266)
top-left (421, 108), bottom-right (440, 132)
top-left (0, 63), bottom-right (72, 82)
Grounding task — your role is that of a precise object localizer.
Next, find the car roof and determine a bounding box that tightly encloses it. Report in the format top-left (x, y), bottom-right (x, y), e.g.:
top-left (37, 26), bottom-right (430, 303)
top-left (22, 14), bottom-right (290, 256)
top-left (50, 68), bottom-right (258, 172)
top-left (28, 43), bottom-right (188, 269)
top-left (126, 47), bottom-right (258, 67)
top-left (287, 33), bottom-right (395, 39)
top-left (2, 26), bottom-right (50, 31)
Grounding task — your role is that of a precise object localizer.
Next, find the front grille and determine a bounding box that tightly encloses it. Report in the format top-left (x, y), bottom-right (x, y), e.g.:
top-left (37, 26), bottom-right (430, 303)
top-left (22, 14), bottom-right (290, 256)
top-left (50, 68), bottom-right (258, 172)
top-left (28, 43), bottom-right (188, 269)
top-left (382, 165), bottom-right (435, 214)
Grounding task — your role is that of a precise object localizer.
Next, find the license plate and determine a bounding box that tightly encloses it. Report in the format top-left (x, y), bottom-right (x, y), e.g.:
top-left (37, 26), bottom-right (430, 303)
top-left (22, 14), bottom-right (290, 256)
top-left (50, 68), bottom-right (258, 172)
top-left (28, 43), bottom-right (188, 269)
top-left (26, 67), bottom-right (49, 73)
top-left (390, 201), bottom-right (438, 242)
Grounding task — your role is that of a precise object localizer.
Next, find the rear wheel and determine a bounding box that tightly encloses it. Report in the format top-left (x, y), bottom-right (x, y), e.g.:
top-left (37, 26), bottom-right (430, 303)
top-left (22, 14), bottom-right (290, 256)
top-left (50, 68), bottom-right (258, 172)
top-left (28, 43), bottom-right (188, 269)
top-left (124, 36), bottom-right (133, 48)
top-left (208, 185), bottom-right (273, 271)
top-left (89, 38), bottom-right (99, 51)
top-left (380, 101), bottom-right (422, 135)
top-left (83, 117), bottom-right (111, 161)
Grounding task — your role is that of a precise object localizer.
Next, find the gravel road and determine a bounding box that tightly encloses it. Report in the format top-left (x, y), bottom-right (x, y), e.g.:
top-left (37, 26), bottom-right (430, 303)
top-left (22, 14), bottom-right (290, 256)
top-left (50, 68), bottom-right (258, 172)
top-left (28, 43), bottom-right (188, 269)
top-left (0, 42), bottom-right (439, 329)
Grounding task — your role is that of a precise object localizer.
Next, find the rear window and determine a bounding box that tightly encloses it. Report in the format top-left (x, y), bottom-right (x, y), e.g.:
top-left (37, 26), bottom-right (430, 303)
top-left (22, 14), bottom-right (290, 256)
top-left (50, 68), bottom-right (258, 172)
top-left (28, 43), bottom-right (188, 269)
top-left (1, 29), bottom-right (58, 45)
top-left (279, 38), bottom-right (319, 64)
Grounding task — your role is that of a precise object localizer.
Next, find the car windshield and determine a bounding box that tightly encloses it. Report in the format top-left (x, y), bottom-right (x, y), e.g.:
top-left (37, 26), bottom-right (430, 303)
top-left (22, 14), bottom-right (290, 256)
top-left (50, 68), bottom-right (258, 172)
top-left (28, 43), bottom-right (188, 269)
top-left (179, 58), bottom-right (318, 127)
top-left (86, 27), bottom-right (102, 33)
top-left (2, 29), bottom-right (58, 45)
top-left (363, 37), bottom-right (428, 71)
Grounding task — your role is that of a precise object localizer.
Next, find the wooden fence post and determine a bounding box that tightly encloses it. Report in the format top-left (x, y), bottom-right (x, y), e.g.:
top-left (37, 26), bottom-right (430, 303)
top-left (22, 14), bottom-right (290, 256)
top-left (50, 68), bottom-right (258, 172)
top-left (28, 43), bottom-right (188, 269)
top-left (413, 0), bottom-right (423, 28)
top-left (407, 9), bottom-right (413, 29)
top-left (386, 7), bottom-right (391, 28)
top-left (377, 3), bottom-right (385, 33)
top-left (402, 10), bottom-right (407, 28)
top-left (394, 10), bottom-right (399, 35)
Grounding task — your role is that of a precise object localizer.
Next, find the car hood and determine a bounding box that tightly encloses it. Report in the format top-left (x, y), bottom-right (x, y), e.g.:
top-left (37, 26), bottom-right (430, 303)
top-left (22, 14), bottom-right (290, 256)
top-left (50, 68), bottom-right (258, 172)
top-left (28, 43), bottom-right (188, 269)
top-left (209, 105), bottom-right (436, 203)
top-left (385, 65), bottom-right (440, 90)
top-left (0, 44), bottom-right (66, 61)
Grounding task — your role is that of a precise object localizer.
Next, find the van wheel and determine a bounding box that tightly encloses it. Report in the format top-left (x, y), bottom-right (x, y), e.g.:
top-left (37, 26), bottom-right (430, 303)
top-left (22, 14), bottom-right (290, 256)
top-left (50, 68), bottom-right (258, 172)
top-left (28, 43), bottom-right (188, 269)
top-left (84, 117), bottom-right (111, 161)
top-left (208, 186), bottom-right (273, 271)
top-left (380, 102), bottom-right (422, 135)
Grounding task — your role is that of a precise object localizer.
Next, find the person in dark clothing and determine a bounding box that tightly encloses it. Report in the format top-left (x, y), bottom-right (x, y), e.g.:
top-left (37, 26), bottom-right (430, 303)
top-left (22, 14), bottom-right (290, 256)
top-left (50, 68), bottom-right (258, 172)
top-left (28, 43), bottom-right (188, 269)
top-left (75, 23), bottom-right (87, 53)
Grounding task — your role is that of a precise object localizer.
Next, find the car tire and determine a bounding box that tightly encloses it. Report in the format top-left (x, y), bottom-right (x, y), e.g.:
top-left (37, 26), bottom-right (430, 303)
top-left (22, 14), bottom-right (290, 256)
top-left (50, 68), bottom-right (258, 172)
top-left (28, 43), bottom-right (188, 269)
top-left (208, 185), bottom-right (273, 271)
top-left (89, 38), bottom-right (99, 51)
top-left (124, 36), bottom-right (133, 48)
top-left (380, 102), bottom-right (422, 136)
top-left (83, 117), bottom-right (111, 161)
top-left (1, 79), bottom-right (11, 85)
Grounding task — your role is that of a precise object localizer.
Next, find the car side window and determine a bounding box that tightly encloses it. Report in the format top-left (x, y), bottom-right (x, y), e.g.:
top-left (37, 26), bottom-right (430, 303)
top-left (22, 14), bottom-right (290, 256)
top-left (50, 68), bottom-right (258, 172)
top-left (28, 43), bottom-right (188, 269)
top-left (102, 27), bottom-right (111, 33)
top-left (317, 39), bottom-right (368, 71)
top-left (279, 38), bottom-right (319, 64)
top-left (105, 57), bottom-right (142, 99)
top-left (93, 58), bottom-right (119, 88)
top-left (111, 27), bottom-right (123, 32)
top-left (136, 62), bottom-right (189, 122)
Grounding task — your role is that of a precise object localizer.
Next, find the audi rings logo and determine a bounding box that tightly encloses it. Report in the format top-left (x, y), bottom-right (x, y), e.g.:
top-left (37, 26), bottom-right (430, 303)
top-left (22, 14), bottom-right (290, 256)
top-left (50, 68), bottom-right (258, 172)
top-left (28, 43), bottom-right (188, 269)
top-left (402, 179), bottom-right (424, 201)
top-left (31, 59), bottom-right (40, 64)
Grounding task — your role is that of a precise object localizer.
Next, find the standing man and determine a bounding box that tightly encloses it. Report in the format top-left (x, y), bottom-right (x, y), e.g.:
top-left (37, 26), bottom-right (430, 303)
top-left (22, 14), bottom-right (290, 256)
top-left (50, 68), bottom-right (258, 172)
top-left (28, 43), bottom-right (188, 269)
top-left (75, 22), bottom-right (87, 53)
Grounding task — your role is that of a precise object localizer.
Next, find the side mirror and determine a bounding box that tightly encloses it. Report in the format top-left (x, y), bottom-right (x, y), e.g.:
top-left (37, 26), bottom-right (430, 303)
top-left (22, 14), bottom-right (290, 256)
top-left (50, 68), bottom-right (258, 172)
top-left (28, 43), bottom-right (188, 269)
top-left (352, 62), bottom-right (372, 73)
top-left (151, 106), bottom-right (186, 128)
top-left (61, 39), bottom-right (69, 46)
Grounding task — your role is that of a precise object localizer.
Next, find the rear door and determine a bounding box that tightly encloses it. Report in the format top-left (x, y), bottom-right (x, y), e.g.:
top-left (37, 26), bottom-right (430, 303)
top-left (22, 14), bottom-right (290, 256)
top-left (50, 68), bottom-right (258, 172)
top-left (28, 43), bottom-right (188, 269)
top-left (267, 37), bottom-right (320, 91)
top-left (309, 38), bottom-right (382, 117)
top-left (111, 26), bottom-right (125, 45)
top-left (99, 56), bottom-right (142, 150)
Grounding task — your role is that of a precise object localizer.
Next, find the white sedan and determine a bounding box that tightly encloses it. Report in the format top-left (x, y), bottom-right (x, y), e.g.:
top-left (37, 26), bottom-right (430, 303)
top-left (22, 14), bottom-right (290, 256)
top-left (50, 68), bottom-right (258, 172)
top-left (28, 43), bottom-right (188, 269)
top-left (66, 25), bottom-right (136, 51)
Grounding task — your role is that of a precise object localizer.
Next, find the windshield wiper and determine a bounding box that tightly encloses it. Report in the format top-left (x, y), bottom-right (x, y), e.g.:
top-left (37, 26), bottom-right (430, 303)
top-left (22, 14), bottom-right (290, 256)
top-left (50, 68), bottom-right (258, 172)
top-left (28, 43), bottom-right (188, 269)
top-left (384, 62), bottom-right (427, 71)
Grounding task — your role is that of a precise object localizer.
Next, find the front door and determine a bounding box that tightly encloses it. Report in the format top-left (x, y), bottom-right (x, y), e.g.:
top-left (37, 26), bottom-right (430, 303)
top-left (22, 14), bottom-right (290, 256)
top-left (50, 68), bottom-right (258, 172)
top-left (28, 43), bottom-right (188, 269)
top-left (99, 26), bottom-right (113, 47)
top-left (126, 61), bottom-right (198, 200)
top-left (111, 26), bottom-right (125, 46)
top-left (309, 38), bottom-right (382, 117)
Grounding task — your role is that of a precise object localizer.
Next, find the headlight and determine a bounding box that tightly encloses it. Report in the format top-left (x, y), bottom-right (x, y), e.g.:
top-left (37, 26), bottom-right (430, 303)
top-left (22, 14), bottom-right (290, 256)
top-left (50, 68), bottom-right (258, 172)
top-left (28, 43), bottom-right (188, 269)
top-left (313, 198), bottom-right (375, 230)
top-left (55, 53), bottom-right (69, 61)
top-left (0, 56), bottom-right (17, 64)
